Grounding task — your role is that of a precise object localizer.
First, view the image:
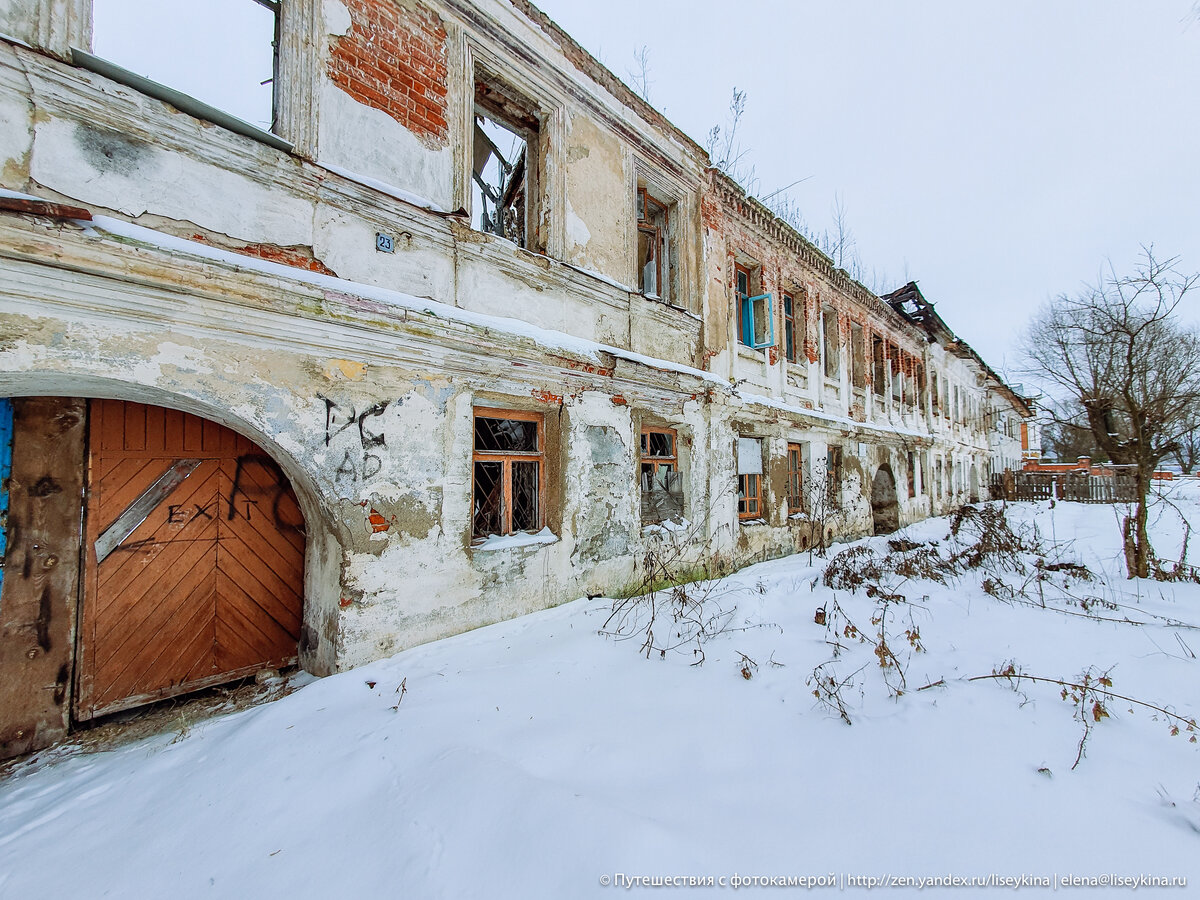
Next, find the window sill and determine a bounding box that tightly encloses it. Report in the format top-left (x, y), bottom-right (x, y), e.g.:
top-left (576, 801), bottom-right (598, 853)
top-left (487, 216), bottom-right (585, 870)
top-left (641, 517), bottom-right (691, 537)
top-left (472, 527), bottom-right (558, 553)
top-left (71, 48), bottom-right (293, 154)
top-left (738, 517), bottom-right (768, 526)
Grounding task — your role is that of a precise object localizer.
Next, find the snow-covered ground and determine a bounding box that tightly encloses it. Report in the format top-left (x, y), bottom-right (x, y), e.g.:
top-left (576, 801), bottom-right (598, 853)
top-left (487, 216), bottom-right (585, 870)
top-left (2, 486), bottom-right (1198, 898)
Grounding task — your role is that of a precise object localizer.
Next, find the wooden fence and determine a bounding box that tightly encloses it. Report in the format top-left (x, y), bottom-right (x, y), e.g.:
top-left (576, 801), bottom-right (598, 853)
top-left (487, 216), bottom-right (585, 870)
top-left (990, 471), bottom-right (1138, 504)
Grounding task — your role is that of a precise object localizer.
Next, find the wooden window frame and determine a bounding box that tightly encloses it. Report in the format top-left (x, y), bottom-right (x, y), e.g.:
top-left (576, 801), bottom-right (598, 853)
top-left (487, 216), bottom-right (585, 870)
top-left (640, 426), bottom-right (677, 479)
top-left (637, 187), bottom-right (670, 300)
top-left (850, 322), bottom-right (866, 389)
top-left (472, 407), bottom-right (545, 539)
top-left (787, 442), bottom-right (803, 514)
top-left (826, 445), bottom-right (843, 506)
top-left (782, 292), bottom-right (796, 363)
top-left (738, 473), bottom-right (762, 520)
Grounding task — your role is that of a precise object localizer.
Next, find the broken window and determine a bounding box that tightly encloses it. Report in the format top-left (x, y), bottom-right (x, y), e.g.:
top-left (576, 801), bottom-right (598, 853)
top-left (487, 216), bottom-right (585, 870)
top-left (787, 442), bottom-right (804, 514)
top-left (822, 307), bottom-right (840, 379)
top-left (89, 0), bottom-right (279, 133)
top-left (889, 344), bottom-right (902, 403)
top-left (907, 451), bottom-right (917, 498)
top-left (735, 261), bottom-right (773, 350)
top-left (915, 363), bottom-right (926, 412)
top-left (473, 75), bottom-right (541, 250)
top-left (782, 292), bottom-right (797, 363)
top-left (826, 445), bottom-right (843, 506)
top-left (872, 335), bottom-right (886, 398)
top-left (640, 427), bottom-right (683, 524)
top-left (931, 371), bottom-right (940, 416)
top-left (737, 437), bottom-right (763, 520)
top-left (850, 322), bottom-right (866, 389)
top-left (636, 186), bottom-right (673, 302)
top-left (472, 408), bottom-right (543, 539)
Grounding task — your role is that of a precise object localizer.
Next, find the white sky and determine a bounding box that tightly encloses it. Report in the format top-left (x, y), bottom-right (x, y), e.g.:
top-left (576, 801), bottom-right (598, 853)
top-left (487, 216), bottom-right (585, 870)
top-left (91, 1), bottom-right (1200, 375)
top-left (537, 0), bottom-right (1200, 374)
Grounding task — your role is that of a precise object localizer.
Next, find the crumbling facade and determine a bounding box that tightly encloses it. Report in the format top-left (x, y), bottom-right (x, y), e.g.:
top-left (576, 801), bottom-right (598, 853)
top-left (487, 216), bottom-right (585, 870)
top-left (0, 0), bottom-right (1029, 758)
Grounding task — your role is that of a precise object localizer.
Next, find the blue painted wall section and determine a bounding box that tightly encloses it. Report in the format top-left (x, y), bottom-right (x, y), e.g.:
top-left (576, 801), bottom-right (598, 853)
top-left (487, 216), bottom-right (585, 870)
top-left (0, 397), bottom-right (12, 595)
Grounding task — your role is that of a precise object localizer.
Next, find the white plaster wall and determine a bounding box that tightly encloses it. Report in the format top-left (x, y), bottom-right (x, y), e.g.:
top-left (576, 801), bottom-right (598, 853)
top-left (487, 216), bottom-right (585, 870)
top-left (316, 81), bottom-right (454, 213)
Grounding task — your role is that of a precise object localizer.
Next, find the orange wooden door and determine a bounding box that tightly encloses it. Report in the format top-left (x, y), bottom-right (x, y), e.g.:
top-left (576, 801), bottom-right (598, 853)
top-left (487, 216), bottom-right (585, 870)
top-left (76, 400), bottom-right (304, 720)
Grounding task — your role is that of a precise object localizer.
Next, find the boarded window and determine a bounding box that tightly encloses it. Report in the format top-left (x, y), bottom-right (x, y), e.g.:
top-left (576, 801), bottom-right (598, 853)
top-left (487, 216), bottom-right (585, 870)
top-left (640, 427), bottom-right (683, 523)
top-left (737, 437), bottom-right (763, 520)
top-left (472, 408), bottom-right (543, 538)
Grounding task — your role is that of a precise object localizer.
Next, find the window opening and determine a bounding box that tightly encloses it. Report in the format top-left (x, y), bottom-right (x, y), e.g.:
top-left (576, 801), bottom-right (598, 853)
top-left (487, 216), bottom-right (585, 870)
top-left (737, 437), bottom-right (763, 520)
top-left (889, 344), bottom-right (902, 403)
top-left (872, 335), bottom-right (886, 398)
top-left (826, 445), bottom-right (843, 505)
top-left (637, 187), bottom-right (672, 302)
top-left (907, 451), bottom-right (916, 498)
top-left (787, 442), bottom-right (803, 514)
top-left (783, 292), bottom-right (796, 363)
top-left (91, 0), bottom-right (279, 132)
top-left (850, 322), bottom-right (866, 389)
top-left (472, 409), bottom-right (543, 538)
top-left (473, 77), bottom-right (541, 250)
top-left (822, 307), bottom-right (839, 379)
top-left (640, 427), bottom-right (683, 523)
top-left (735, 262), bottom-right (773, 350)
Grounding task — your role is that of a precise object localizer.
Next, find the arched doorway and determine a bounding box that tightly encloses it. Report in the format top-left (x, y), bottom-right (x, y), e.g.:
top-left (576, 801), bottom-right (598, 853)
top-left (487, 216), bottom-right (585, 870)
top-left (75, 399), bottom-right (306, 720)
top-left (871, 465), bottom-right (900, 535)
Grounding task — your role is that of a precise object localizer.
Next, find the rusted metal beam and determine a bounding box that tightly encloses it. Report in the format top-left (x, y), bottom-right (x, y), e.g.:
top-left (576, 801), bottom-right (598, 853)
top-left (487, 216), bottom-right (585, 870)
top-left (0, 196), bottom-right (93, 221)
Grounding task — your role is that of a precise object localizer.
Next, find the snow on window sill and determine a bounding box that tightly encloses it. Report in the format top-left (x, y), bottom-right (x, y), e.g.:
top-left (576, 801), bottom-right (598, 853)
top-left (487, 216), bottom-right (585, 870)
top-left (739, 517), bottom-right (768, 526)
top-left (641, 517), bottom-right (691, 537)
top-left (472, 527), bottom-right (558, 552)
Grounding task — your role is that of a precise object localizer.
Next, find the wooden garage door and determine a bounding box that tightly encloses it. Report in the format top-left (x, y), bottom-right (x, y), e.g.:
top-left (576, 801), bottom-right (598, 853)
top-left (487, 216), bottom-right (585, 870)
top-left (76, 400), bottom-right (304, 720)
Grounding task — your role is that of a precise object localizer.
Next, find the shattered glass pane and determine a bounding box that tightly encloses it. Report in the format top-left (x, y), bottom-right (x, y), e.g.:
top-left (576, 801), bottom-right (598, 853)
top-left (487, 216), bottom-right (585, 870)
top-left (475, 416), bottom-right (538, 453)
top-left (512, 461), bottom-right (539, 531)
top-left (644, 431), bottom-right (674, 459)
top-left (473, 461), bottom-right (503, 537)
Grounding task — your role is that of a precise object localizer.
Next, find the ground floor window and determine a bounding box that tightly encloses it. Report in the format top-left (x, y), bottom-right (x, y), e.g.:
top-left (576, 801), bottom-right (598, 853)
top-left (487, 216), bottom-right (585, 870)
top-left (787, 442), bottom-right (803, 513)
top-left (737, 436), bottom-right (763, 519)
top-left (641, 426), bottom-right (683, 523)
top-left (826, 445), bottom-right (843, 506)
top-left (472, 408), bottom-right (543, 538)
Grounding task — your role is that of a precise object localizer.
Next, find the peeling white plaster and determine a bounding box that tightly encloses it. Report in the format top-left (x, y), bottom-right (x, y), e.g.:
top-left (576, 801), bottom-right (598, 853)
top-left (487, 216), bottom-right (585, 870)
top-left (152, 341), bottom-right (212, 374)
top-left (322, 0), bottom-right (352, 36)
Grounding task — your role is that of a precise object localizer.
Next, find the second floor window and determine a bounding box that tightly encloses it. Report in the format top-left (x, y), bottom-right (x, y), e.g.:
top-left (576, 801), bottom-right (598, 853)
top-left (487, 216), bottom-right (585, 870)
top-left (637, 187), bottom-right (671, 302)
top-left (735, 263), bottom-right (773, 350)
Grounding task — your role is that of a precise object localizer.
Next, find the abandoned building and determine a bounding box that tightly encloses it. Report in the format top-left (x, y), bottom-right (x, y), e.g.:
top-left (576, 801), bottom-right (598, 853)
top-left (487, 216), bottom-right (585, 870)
top-left (0, 0), bottom-right (1031, 759)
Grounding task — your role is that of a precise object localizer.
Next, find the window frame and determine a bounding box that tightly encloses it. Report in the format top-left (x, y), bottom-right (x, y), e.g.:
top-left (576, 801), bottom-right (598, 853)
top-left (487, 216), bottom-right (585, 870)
top-left (639, 426), bottom-right (683, 523)
top-left (782, 292), bottom-right (797, 363)
top-left (735, 261), bottom-right (774, 350)
top-left (471, 407), bottom-right (545, 540)
top-left (636, 186), bottom-right (672, 302)
top-left (850, 322), bottom-right (866, 390)
top-left (826, 445), bottom-right (843, 506)
top-left (737, 436), bottom-right (764, 521)
top-left (787, 442), bottom-right (804, 514)
top-left (821, 306), bottom-right (840, 380)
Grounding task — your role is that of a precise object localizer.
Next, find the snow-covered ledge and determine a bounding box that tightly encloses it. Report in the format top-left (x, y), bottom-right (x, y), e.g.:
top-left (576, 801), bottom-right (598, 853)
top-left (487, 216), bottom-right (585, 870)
top-left (472, 527), bottom-right (559, 553)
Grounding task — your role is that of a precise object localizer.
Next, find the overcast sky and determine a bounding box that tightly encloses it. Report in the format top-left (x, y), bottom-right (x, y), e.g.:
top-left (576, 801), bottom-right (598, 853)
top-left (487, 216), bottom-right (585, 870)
top-left (537, 0), bottom-right (1200, 375)
top-left (92, 2), bottom-right (1199, 378)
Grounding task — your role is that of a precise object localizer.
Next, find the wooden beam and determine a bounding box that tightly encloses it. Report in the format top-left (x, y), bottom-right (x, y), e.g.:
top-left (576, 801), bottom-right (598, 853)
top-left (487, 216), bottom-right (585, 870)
top-left (0, 398), bottom-right (86, 761)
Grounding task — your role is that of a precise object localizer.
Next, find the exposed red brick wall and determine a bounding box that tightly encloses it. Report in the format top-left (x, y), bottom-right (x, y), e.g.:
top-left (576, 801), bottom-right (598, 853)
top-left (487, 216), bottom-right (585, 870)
top-left (328, 0), bottom-right (449, 147)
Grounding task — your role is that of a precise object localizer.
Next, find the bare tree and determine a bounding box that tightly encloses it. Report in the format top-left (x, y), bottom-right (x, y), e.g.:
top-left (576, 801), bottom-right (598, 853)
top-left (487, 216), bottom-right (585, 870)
top-left (1021, 248), bottom-right (1200, 577)
top-left (627, 45), bottom-right (652, 102)
top-left (704, 88), bottom-right (756, 192)
top-left (1172, 428), bottom-right (1200, 474)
